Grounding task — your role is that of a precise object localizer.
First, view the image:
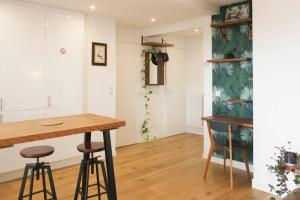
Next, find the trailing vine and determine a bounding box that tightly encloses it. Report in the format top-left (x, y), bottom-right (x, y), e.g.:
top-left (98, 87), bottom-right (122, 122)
top-left (140, 48), bottom-right (157, 141)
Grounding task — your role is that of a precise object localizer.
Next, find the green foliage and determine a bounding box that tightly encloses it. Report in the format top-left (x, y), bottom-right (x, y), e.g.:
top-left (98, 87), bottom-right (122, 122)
top-left (140, 48), bottom-right (156, 141)
top-left (267, 145), bottom-right (292, 199)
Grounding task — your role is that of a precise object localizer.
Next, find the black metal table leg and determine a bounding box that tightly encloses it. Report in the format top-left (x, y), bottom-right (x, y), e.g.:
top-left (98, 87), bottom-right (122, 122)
top-left (81, 132), bottom-right (91, 200)
top-left (103, 130), bottom-right (117, 200)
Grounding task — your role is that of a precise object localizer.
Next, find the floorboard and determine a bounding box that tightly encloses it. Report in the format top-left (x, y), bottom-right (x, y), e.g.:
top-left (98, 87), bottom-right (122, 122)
top-left (0, 133), bottom-right (271, 200)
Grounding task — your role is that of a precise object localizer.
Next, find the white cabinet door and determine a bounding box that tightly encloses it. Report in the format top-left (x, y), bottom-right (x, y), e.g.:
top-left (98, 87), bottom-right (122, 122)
top-left (0, 3), bottom-right (45, 112)
top-left (44, 11), bottom-right (84, 161)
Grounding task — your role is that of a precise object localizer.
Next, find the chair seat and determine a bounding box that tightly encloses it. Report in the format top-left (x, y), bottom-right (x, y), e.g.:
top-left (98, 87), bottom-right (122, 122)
top-left (215, 139), bottom-right (248, 149)
top-left (77, 142), bottom-right (105, 153)
top-left (20, 146), bottom-right (54, 158)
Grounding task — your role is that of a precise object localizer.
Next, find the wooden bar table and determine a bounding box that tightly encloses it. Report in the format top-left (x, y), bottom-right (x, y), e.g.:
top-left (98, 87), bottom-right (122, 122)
top-left (202, 115), bottom-right (253, 188)
top-left (0, 113), bottom-right (126, 200)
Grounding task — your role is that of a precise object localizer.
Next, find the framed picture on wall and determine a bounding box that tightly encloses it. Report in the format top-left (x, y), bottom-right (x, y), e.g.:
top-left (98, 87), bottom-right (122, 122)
top-left (92, 42), bottom-right (107, 66)
top-left (224, 2), bottom-right (251, 22)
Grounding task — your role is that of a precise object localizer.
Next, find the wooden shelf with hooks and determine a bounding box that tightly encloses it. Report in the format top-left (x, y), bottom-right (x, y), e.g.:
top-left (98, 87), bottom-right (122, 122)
top-left (141, 36), bottom-right (175, 48)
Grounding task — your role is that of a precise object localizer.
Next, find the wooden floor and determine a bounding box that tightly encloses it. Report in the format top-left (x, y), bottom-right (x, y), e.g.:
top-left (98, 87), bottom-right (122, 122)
top-left (0, 133), bottom-right (270, 200)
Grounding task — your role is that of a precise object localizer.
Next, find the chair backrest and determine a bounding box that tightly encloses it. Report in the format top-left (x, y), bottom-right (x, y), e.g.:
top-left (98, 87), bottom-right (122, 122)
top-left (206, 119), bottom-right (240, 147)
top-left (209, 120), bottom-right (239, 133)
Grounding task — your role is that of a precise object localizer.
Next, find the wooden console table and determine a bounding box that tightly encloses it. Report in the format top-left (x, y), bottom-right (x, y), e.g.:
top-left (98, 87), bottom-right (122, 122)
top-left (0, 113), bottom-right (126, 200)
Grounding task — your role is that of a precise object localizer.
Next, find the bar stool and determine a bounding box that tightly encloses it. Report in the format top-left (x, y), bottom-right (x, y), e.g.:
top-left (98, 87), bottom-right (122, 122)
top-left (19, 145), bottom-right (57, 200)
top-left (74, 142), bottom-right (109, 200)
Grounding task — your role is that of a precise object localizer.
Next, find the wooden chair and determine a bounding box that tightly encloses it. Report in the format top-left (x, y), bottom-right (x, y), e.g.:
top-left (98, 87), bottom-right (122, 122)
top-left (203, 120), bottom-right (251, 188)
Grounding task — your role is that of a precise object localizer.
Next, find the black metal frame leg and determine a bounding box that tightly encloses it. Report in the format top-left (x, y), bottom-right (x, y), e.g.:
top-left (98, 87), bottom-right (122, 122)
top-left (103, 130), bottom-right (117, 200)
top-left (18, 164), bottom-right (30, 200)
top-left (81, 132), bottom-right (91, 200)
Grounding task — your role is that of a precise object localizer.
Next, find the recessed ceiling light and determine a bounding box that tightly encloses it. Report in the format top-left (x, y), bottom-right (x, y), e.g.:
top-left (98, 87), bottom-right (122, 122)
top-left (90, 5), bottom-right (96, 10)
top-left (151, 18), bottom-right (156, 22)
top-left (67, 15), bottom-right (71, 18)
top-left (194, 29), bottom-right (199, 32)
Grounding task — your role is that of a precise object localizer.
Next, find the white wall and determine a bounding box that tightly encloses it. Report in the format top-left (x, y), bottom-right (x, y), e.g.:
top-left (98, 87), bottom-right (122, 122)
top-left (253, 0), bottom-right (300, 193)
top-left (116, 25), bottom-right (142, 147)
top-left (117, 25), bottom-right (197, 146)
top-left (185, 35), bottom-right (204, 134)
top-left (84, 15), bottom-right (117, 154)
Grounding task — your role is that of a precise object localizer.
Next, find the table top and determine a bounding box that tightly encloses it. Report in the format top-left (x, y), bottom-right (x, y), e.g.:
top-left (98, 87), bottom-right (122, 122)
top-left (0, 113), bottom-right (126, 149)
top-left (202, 115), bottom-right (253, 128)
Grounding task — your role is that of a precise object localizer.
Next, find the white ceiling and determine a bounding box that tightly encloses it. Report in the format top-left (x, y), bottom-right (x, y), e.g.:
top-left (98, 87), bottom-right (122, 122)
top-left (17, 0), bottom-right (242, 27)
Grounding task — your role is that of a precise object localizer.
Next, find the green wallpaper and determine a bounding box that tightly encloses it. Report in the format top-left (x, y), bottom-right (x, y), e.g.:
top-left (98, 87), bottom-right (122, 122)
top-left (212, 1), bottom-right (253, 163)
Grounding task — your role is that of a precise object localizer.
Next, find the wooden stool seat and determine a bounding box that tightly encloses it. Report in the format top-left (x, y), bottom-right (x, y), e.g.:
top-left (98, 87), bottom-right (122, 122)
top-left (77, 142), bottom-right (104, 153)
top-left (20, 145), bottom-right (55, 158)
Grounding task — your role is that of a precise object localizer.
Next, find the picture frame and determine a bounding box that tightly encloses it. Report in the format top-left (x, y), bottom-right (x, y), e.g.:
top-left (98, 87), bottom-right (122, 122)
top-left (224, 2), bottom-right (251, 22)
top-left (92, 42), bottom-right (107, 66)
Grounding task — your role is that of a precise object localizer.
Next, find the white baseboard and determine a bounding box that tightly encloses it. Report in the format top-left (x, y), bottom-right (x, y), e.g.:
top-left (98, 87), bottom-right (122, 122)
top-left (0, 150), bottom-right (117, 183)
top-left (202, 152), bottom-right (253, 172)
top-left (185, 127), bottom-right (204, 135)
top-left (252, 178), bottom-right (270, 193)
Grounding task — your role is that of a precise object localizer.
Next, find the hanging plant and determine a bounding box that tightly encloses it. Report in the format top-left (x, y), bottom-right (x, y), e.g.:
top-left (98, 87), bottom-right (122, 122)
top-left (140, 48), bottom-right (157, 141)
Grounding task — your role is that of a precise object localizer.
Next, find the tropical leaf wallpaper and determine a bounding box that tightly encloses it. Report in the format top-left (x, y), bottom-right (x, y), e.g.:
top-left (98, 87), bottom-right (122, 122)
top-left (212, 0), bottom-right (253, 163)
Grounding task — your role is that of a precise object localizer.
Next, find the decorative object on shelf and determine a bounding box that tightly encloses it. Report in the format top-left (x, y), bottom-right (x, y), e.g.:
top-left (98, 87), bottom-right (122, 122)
top-left (224, 52), bottom-right (234, 59)
top-left (224, 48), bottom-right (236, 59)
top-left (92, 42), bottom-right (107, 66)
top-left (285, 151), bottom-right (297, 167)
top-left (224, 2), bottom-right (251, 22)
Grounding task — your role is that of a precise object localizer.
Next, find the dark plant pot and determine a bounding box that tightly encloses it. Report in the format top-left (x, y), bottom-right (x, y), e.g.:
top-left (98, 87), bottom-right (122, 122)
top-left (224, 53), bottom-right (234, 59)
top-left (284, 151), bottom-right (297, 166)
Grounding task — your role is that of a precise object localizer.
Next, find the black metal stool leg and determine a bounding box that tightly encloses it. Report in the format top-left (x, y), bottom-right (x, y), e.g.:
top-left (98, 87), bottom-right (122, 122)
top-left (95, 159), bottom-right (101, 200)
top-left (46, 165), bottom-right (57, 200)
top-left (84, 160), bottom-right (90, 200)
top-left (41, 167), bottom-right (48, 200)
top-left (74, 160), bottom-right (84, 200)
top-left (18, 164), bottom-right (30, 200)
top-left (99, 160), bottom-right (109, 199)
top-left (28, 168), bottom-right (35, 200)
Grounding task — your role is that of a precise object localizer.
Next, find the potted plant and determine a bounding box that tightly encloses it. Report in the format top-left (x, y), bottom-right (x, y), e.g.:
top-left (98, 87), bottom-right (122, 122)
top-left (267, 146), bottom-right (291, 199)
top-left (267, 144), bottom-right (300, 200)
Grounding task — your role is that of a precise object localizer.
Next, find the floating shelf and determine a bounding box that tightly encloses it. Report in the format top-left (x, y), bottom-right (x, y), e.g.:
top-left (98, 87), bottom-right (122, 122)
top-left (211, 18), bottom-right (252, 28)
top-left (225, 98), bottom-right (252, 104)
top-left (141, 36), bottom-right (175, 48)
top-left (207, 57), bottom-right (251, 63)
top-left (285, 165), bottom-right (300, 175)
top-left (211, 18), bottom-right (252, 43)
